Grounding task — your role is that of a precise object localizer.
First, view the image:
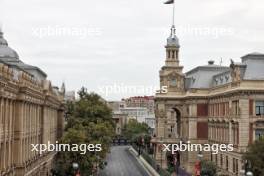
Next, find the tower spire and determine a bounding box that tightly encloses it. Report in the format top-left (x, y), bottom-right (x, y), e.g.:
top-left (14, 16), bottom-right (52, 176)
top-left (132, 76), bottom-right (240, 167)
top-left (170, 25), bottom-right (176, 38)
top-left (164, 0), bottom-right (180, 66)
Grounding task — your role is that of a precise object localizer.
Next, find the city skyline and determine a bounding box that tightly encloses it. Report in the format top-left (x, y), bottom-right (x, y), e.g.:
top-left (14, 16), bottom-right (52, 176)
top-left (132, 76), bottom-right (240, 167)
top-left (1, 0), bottom-right (264, 100)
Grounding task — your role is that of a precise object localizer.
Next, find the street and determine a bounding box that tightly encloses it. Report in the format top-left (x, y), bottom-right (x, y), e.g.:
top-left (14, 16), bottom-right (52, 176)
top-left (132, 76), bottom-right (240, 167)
top-left (99, 146), bottom-right (150, 176)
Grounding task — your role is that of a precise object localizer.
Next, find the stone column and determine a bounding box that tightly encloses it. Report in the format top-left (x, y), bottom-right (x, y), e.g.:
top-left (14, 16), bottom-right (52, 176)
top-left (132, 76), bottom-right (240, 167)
top-left (14, 101), bottom-right (25, 165)
top-left (229, 122), bottom-right (232, 144)
top-left (239, 99), bottom-right (250, 150)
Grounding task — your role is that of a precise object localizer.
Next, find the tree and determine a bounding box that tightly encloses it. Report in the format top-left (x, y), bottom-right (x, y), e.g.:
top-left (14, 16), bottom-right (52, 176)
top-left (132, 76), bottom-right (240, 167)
top-left (243, 138), bottom-right (264, 176)
top-left (73, 88), bottom-right (113, 124)
top-left (122, 119), bottom-right (149, 142)
top-left (200, 160), bottom-right (217, 176)
top-left (54, 87), bottom-right (115, 176)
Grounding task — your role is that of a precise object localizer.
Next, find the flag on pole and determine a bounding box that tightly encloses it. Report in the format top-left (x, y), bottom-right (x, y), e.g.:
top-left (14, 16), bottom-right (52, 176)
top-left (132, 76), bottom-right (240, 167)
top-left (164, 0), bottom-right (174, 4)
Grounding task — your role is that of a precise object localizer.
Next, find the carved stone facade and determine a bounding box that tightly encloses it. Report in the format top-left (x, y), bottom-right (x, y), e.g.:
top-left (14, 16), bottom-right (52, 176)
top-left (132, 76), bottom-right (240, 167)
top-left (152, 26), bottom-right (264, 175)
top-left (0, 31), bottom-right (65, 176)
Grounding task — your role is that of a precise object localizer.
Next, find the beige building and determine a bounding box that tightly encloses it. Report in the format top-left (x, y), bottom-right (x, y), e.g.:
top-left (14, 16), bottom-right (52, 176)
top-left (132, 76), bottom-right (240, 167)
top-left (0, 30), bottom-right (65, 175)
top-left (107, 101), bottom-right (128, 135)
top-left (152, 26), bottom-right (264, 175)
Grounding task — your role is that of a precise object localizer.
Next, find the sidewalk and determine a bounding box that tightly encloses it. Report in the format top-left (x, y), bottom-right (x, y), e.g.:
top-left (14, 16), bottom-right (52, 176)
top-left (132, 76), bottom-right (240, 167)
top-left (129, 146), bottom-right (192, 176)
top-left (129, 147), bottom-right (160, 176)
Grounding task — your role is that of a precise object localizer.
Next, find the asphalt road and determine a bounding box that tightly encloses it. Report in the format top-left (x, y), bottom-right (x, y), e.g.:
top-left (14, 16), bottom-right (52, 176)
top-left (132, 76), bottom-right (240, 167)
top-left (99, 146), bottom-right (150, 176)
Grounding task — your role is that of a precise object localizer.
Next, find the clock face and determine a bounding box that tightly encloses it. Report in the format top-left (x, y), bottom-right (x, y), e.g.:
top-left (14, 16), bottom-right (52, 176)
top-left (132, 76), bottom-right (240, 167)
top-left (170, 78), bottom-right (177, 86)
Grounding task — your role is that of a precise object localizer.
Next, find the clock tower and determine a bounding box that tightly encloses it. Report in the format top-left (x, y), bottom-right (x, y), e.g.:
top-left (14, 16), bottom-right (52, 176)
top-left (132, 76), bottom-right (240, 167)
top-left (159, 25), bottom-right (185, 93)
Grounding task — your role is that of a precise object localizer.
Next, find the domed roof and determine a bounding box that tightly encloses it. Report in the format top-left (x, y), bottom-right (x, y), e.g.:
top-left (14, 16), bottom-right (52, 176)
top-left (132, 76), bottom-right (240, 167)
top-left (0, 31), bottom-right (19, 59)
top-left (167, 35), bottom-right (179, 46)
top-left (166, 25), bottom-right (180, 47)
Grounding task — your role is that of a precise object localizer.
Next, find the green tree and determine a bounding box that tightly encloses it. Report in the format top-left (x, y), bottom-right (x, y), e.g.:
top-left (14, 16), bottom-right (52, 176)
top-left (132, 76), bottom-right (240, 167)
top-left (74, 88), bottom-right (113, 123)
top-left (54, 87), bottom-right (115, 176)
top-left (201, 160), bottom-right (217, 176)
top-left (122, 119), bottom-right (149, 142)
top-left (243, 138), bottom-right (264, 176)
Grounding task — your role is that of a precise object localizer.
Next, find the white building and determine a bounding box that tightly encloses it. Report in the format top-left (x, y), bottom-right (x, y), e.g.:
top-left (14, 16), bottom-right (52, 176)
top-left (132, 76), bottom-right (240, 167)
top-left (120, 107), bottom-right (148, 123)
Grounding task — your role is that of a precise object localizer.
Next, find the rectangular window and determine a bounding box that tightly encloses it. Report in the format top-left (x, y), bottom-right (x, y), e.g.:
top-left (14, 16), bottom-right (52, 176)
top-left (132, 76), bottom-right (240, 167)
top-left (226, 156), bottom-right (229, 171)
top-left (197, 104), bottom-right (208, 117)
top-left (255, 129), bottom-right (264, 140)
top-left (197, 122), bottom-right (208, 139)
top-left (232, 101), bottom-right (239, 115)
top-left (233, 158), bottom-right (235, 173)
top-left (255, 101), bottom-right (264, 116)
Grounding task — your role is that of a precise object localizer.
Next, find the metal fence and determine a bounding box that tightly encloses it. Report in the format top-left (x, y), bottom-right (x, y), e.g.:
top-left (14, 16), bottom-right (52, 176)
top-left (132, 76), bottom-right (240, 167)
top-left (132, 144), bottom-right (171, 176)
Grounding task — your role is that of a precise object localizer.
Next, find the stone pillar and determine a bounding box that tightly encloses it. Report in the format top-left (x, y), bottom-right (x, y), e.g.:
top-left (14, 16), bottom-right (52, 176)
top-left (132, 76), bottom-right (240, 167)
top-left (57, 110), bottom-right (64, 139)
top-left (239, 99), bottom-right (250, 150)
top-left (14, 101), bottom-right (25, 165)
top-left (229, 122), bottom-right (232, 144)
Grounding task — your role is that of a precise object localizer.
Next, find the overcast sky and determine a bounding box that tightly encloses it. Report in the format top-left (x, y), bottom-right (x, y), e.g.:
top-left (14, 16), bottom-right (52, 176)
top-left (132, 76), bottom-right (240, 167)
top-left (1, 0), bottom-right (264, 100)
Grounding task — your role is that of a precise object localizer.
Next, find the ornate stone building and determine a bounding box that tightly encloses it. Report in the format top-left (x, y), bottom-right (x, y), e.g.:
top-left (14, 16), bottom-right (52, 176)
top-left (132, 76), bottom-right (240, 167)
top-left (152, 25), bottom-right (264, 175)
top-left (0, 30), bottom-right (65, 175)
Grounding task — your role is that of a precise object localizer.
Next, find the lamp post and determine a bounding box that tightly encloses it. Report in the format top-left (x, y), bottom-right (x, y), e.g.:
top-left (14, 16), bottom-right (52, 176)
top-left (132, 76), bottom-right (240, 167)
top-left (240, 160), bottom-right (253, 176)
top-left (246, 171), bottom-right (253, 176)
top-left (244, 160), bottom-right (253, 176)
top-left (138, 136), bottom-right (143, 156)
top-left (72, 162), bottom-right (79, 176)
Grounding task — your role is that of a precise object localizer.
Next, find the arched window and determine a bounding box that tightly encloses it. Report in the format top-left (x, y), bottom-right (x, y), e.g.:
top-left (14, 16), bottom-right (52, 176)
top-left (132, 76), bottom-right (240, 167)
top-left (172, 50), bottom-right (175, 58)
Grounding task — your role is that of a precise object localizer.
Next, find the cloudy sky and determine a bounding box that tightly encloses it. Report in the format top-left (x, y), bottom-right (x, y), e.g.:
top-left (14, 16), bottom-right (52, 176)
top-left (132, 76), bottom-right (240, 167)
top-left (1, 0), bottom-right (264, 100)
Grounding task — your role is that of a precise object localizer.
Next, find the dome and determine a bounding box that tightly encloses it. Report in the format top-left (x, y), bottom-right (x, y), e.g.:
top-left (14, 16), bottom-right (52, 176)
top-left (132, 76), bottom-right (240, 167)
top-left (166, 25), bottom-right (180, 47)
top-left (167, 35), bottom-right (179, 46)
top-left (0, 31), bottom-right (19, 59)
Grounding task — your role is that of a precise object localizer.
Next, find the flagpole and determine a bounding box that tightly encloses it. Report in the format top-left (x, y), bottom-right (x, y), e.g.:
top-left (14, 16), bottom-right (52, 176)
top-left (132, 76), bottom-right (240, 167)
top-left (172, 0), bottom-right (175, 26)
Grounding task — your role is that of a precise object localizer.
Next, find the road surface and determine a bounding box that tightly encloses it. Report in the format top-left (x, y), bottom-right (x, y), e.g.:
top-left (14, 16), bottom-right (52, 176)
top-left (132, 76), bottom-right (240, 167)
top-left (99, 146), bottom-right (150, 176)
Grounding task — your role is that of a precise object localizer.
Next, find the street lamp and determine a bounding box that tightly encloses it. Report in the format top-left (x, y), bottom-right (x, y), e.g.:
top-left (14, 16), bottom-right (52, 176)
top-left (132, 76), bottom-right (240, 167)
top-left (244, 160), bottom-right (253, 176)
top-left (138, 136), bottom-right (144, 156)
top-left (246, 171), bottom-right (253, 176)
top-left (197, 152), bottom-right (203, 160)
top-left (72, 162), bottom-right (79, 170)
top-left (72, 162), bottom-right (79, 176)
top-left (240, 160), bottom-right (253, 176)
